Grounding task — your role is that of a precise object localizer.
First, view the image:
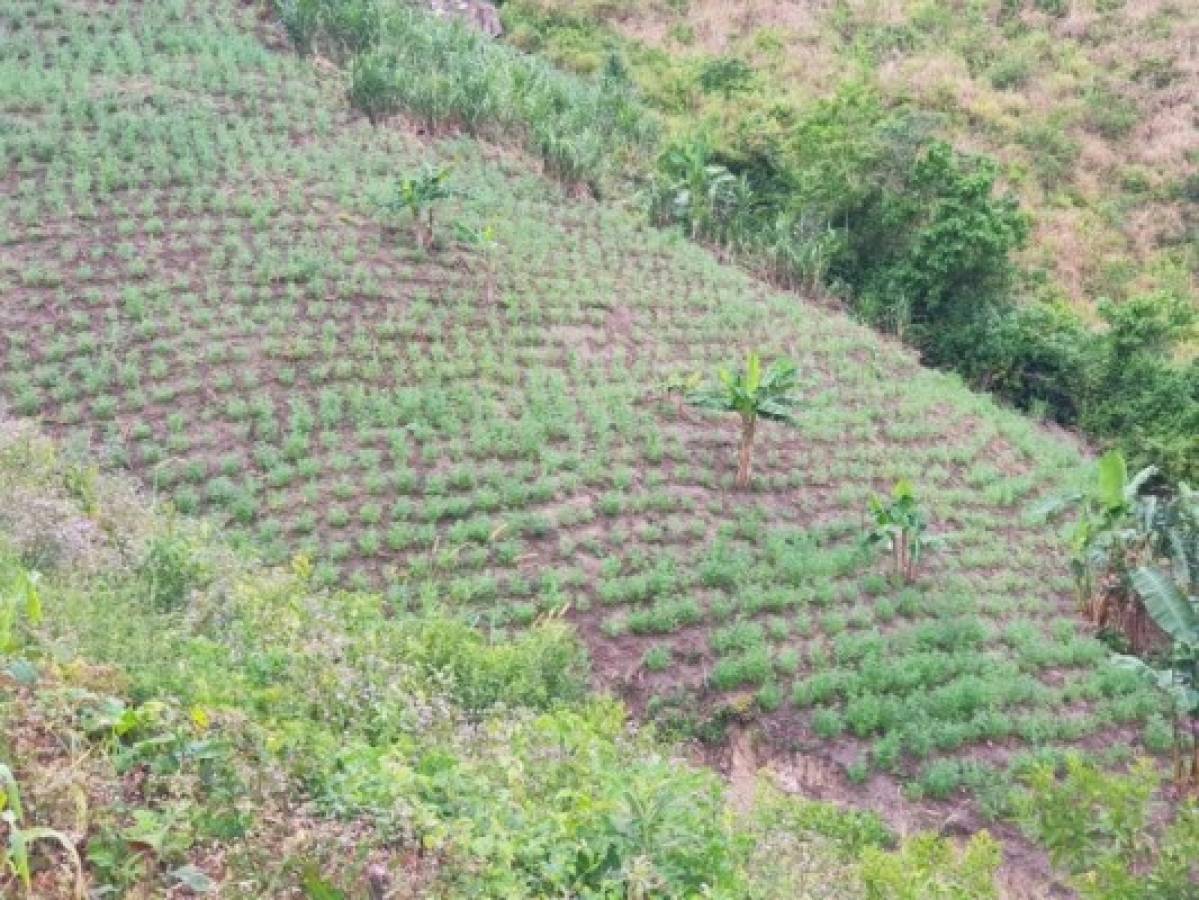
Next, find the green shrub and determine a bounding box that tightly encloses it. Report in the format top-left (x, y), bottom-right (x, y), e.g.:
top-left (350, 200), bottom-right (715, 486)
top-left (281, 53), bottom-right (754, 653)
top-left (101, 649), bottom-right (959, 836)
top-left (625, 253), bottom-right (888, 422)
top-left (402, 614), bottom-right (588, 710)
top-left (137, 533), bottom-right (205, 611)
top-left (859, 831), bottom-right (1001, 899)
top-left (1014, 755), bottom-right (1199, 898)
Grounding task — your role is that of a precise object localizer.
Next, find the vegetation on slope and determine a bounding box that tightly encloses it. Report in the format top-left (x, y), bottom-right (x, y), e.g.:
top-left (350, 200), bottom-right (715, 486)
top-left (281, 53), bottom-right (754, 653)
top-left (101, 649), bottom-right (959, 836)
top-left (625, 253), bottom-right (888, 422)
top-left (489, 0), bottom-right (1198, 478)
top-left (2, 0), bottom-right (1198, 895)
top-left (0, 0), bottom-right (1175, 794)
top-left (0, 416), bottom-right (1027, 896)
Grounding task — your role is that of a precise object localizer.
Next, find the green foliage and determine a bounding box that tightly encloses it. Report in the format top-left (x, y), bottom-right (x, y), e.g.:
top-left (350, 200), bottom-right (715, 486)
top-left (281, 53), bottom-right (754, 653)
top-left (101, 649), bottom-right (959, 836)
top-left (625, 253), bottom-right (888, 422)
top-left (688, 352), bottom-right (801, 488)
top-left (295, 1), bottom-right (655, 189)
top-left (0, 433), bottom-right (1017, 896)
top-left (381, 165), bottom-right (452, 248)
top-left (347, 49), bottom-right (398, 123)
top-left (865, 479), bottom-right (944, 583)
top-left (137, 533), bottom-right (206, 612)
top-left (648, 137), bottom-right (743, 243)
top-left (1037, 450), bottom-right (1168, 631)
top-left (697, 56), bottom-right (754, 99)
top-left (1014, 756), bottom-right (1199, 898)
top-left (846, 141), bottom-right (1028, 342)
top-left (399, 612), bottom-right (588, 711)
top-left (1, 763), bottom-right (84, 898)
top-left (859, 830), bottom-right (1001, 899)
top-left (278, 0), bottom-right (380, 58)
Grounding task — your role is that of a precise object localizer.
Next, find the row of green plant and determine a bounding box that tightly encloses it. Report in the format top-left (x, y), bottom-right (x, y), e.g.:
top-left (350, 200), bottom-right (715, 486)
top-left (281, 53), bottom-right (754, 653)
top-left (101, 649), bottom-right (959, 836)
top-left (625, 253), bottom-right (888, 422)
top-left (0, 414), bottom-right (1034, 897)
top-left (289, 0), bottom-right (1197, 481)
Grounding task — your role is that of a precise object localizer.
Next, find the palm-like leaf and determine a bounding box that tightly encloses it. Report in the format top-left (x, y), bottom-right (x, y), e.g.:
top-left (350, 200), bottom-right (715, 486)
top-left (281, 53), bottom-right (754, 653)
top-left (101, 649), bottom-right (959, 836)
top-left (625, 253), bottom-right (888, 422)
top-left (1131, 566), bottom-right (1198, 645)
top-left (686, 352), bottom-right (801, 488)
top-left (687, 353), bottom-right (801, 422)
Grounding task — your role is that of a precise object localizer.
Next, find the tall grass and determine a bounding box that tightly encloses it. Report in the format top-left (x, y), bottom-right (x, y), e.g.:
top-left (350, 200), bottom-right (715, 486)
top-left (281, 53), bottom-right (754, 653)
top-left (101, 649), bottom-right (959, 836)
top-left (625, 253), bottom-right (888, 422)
top-left (282, 0), bottom-right (656, 190)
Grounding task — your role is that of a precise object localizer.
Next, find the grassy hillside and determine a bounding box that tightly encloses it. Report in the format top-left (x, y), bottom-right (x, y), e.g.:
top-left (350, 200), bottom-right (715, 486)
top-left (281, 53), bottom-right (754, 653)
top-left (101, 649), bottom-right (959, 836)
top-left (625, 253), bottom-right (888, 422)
top-left (1, 0), bottom-right (1197, 895)
top-left (1, 414), bottom-right (947, 896)
top-left (498, 0), bottom-right (1198, 480)
top-left (503, 0), bottom-right (1198, 314)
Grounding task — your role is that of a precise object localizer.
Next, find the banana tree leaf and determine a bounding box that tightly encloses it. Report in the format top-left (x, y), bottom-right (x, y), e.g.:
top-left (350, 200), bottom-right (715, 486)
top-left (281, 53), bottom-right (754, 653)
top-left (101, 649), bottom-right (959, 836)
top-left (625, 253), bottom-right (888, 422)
top-left (1131, 566), bottom-right (1198, 644)
top-left (1096, 450), bottom-right (1128, 510)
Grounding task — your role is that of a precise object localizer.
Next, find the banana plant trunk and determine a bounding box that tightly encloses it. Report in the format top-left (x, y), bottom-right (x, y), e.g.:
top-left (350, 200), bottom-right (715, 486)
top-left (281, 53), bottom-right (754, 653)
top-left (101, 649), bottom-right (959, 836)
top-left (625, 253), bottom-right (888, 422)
top-left (736, 414), bottom-right (756, 489)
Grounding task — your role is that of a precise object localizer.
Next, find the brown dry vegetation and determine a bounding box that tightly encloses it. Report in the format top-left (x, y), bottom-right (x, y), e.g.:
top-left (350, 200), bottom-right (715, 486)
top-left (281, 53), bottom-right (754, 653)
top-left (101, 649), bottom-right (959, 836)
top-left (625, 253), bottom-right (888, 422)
top-left (519, 0), bottom-right (1198, 317)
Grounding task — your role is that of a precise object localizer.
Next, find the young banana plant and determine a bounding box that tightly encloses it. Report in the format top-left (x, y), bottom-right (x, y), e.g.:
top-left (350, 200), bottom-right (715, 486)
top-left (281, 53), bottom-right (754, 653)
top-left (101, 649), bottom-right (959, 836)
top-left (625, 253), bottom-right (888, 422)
top-left (686, 352), bottom-right (801, 489)
top-left (865, 479), bottom-right (948, 583)
top-left (383, 165), bottom-right (452, 250)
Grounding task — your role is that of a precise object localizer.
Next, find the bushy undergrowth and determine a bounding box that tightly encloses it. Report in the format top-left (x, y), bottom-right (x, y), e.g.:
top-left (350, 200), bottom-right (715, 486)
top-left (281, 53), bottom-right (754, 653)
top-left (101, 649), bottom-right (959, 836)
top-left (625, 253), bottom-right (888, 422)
top-left (0, 417), bottom-right (1028, 896)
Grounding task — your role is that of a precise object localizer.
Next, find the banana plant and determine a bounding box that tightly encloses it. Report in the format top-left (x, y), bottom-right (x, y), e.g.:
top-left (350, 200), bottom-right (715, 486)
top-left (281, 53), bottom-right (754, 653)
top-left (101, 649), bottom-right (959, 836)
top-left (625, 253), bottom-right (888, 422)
top-left (649, 138), bottom-right (742, 244)
top-left (686, 352), bottom-right (800, 489)
top-left (382, 165), bottom-right (452, 250)
top-left (1110, 483), bottom-right (1198, 782)
top-left (1035, 450), bottom-right (1161, 640)
top-left (865, 479), bottom-right (947, 583)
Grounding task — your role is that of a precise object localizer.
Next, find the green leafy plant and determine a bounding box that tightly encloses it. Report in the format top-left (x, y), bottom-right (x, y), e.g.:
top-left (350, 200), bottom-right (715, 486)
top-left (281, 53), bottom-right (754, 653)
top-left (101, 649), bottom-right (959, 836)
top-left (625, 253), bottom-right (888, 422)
top-left (348, 49), bottom-right (398, 124)
top-left (1111, 483), bottom-right (1199, 783)
top-left (648, 138), bottom-right (742, 243)
top-left (1014, 755), bottom-right (1199, 898)
top-left (865, 479), bottom-right (945, 583)
top-left (1036, 450), bottom-right (1166, 646)
top-left (687, 352), bottom-right (801, 488)
top-left (1, 764), bottom-right (84, 898)
top-left (0, 569), bottom-right (41, 653)
top-left (382, 166), bottom-right (452, 250)
top-left (859, 831), bottom-right (1001, 899)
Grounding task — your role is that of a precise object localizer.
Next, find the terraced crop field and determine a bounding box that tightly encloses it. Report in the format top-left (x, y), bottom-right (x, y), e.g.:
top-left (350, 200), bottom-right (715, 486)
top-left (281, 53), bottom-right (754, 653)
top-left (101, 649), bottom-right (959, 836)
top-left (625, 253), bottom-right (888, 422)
top-left (0, 0), bottom-right (1166, 815)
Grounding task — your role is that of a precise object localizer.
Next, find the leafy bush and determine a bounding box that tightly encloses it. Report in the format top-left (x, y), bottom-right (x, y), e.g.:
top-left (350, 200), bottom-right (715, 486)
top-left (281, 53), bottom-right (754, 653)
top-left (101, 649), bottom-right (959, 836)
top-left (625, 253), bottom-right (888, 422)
top-left (137, 533), bottom-right (205, 611)
top-left (400, 613), bottom-right (588, 711)
top-left (1014, 755), bottom-right (1199, 898)
top-left (859, 830), bottom-right (1001, 899)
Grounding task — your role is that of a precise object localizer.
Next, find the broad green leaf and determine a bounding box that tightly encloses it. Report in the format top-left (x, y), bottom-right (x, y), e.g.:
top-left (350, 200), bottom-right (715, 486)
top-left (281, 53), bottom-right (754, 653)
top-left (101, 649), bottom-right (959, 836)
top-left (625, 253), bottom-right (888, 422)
top-left (1095, 450), bottom-right (1128, 511)
top-left (745, 352), bottom-right (761, 394)
top-left (1131, 566), bottom-right (1197, 644)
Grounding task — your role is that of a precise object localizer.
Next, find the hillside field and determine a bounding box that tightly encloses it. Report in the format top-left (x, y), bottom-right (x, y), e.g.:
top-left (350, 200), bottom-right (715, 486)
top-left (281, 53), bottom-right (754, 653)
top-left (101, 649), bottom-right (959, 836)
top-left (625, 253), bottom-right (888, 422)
top-left (0, 0), bottom-right (1195, 896)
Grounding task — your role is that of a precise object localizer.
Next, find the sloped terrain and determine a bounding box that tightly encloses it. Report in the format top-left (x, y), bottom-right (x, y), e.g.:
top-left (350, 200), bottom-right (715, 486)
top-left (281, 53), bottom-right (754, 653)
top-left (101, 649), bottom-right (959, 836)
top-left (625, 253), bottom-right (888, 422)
top-left (0, 0), bottom-right (1173, 868)
top-left (505, 0), bottom-right (1199, 315)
